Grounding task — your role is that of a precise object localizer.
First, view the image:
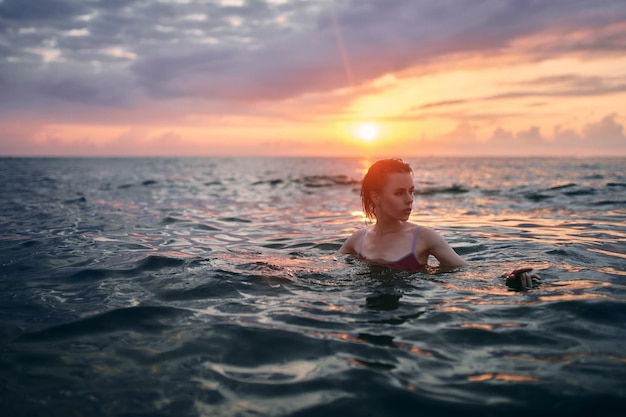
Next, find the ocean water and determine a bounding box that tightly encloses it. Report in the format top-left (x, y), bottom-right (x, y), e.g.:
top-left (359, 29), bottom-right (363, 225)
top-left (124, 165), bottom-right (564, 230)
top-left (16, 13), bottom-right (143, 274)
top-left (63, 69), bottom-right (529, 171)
top-left (0, 156), bottom-right (625, 417)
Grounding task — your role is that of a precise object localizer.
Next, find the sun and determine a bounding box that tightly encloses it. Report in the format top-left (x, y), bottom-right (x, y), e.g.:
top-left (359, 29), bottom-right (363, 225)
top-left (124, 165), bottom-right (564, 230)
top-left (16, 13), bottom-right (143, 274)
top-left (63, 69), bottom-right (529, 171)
top-left (355, 123), bottom-right (380, 143)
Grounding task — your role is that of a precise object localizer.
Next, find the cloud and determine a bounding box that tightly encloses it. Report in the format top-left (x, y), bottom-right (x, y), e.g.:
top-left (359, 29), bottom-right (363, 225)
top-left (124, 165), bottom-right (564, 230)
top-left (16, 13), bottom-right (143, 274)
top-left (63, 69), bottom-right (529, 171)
top-left (3, 0), bottom-right (626, 108)
top-left (414, 73), bottom-right (626, 113)
top-left (0, 0), bottom-right (84, 21)
top-left (581, 113), bottom-right (625, 145)
top-left (417, 114), bottom-right (626, 156)
top-left (1, 0), bottom-right (626, 156)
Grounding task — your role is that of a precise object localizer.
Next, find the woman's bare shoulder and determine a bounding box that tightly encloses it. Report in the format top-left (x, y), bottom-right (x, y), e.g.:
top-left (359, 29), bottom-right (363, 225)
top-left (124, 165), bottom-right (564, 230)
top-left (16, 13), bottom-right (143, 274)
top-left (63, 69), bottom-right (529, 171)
top-left (415, 224), bottom-right (437, 236)
top-left (337, 227), bottom-right (367, 254)
top-left (416, 225), bottom-right (449, 245)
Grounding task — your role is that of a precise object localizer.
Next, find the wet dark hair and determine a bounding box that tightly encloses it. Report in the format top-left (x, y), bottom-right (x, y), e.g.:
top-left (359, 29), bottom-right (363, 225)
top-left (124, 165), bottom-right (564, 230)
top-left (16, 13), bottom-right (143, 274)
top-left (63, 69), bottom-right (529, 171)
top-left (360, 158), bottom-right (413, 220)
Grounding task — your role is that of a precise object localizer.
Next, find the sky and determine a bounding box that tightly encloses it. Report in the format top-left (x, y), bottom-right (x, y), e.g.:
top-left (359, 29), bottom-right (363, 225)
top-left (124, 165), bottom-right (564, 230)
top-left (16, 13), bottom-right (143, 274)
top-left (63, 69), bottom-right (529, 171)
top-left (1, 0), bottom-right (626, 157)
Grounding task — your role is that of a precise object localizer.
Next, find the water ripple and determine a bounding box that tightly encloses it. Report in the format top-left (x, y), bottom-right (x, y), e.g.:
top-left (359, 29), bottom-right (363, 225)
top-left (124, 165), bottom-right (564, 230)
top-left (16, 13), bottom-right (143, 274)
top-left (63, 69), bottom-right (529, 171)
top-left (1, 157), bottom-right (625, 416)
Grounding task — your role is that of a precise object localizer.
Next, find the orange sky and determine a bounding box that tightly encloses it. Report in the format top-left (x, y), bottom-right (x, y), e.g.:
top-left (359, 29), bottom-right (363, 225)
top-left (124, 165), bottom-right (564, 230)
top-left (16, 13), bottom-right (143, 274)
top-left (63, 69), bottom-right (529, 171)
top-left (1, 0), bottom-right (625, 157)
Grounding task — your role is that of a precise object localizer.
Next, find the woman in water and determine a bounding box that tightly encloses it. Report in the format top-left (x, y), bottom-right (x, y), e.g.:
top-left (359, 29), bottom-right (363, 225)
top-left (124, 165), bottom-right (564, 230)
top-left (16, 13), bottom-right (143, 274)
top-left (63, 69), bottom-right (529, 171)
top-left (338, 158), bottom-right (538, 289)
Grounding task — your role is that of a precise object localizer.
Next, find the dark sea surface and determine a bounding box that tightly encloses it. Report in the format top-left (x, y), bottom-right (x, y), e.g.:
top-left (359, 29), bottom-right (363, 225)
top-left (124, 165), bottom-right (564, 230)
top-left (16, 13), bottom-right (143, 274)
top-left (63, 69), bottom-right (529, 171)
top-left (0, 156), bottom-right (625, 417)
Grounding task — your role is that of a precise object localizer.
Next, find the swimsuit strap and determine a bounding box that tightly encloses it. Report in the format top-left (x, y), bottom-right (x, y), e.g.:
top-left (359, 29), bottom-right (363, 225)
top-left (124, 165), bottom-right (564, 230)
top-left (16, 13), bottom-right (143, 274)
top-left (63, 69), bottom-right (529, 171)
top-left (410, 226), bottom-right (420, 254)
top-left (358, 228), bottom-right (368, 257)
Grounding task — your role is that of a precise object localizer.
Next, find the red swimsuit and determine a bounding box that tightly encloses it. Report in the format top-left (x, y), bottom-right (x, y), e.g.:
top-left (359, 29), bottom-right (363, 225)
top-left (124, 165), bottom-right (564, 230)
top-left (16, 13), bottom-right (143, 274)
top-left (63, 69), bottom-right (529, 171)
top-left (357, 226), bottom-right (425, 271)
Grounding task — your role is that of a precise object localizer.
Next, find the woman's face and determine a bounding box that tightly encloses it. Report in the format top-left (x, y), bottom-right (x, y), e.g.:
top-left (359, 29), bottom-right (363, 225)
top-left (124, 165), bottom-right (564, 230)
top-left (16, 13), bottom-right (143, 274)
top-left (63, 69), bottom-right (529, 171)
top-left (374, 172), bottom-right (414, 221)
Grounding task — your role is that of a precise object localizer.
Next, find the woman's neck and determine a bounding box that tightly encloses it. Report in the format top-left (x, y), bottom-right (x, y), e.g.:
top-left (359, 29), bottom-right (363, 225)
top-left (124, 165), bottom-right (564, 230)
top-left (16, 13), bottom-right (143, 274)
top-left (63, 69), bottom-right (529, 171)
top-left (372, 218), bottom-right (406, 235)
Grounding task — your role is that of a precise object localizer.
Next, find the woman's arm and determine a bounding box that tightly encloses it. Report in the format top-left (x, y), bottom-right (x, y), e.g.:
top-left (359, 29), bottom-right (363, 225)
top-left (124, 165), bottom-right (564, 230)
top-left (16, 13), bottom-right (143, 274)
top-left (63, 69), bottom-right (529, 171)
top-left (422, 227), bottom-right (468, 269)
top-left (423, 228), bottom-right (540, 287)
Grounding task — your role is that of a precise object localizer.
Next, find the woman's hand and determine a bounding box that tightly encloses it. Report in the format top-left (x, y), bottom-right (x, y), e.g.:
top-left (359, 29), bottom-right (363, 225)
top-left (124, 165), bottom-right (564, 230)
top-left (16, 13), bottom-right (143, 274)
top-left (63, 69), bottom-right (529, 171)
top-left (504, 267), bottom-right (540, 290)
